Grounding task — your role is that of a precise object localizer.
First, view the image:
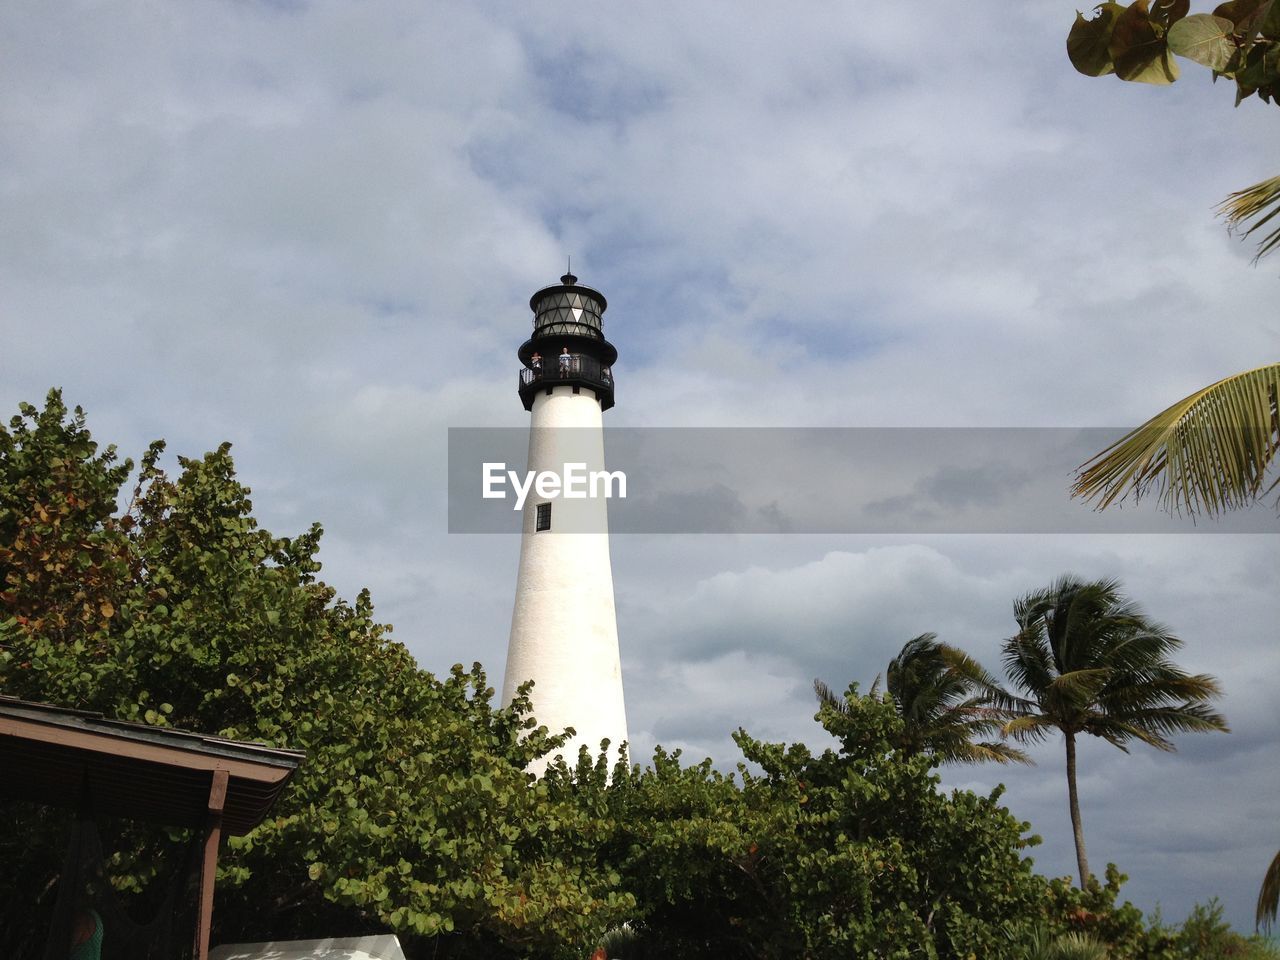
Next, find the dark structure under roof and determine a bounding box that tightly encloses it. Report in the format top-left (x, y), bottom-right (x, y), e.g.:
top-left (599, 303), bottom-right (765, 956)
top-left (0, 696), bottom-right (304, 960)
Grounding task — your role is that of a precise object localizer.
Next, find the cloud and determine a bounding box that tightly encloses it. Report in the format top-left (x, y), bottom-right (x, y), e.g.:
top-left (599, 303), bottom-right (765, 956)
top-left (866, 461), bottom-right (1036, 521)
top-left (3, 0), bottom-right (1278, 932)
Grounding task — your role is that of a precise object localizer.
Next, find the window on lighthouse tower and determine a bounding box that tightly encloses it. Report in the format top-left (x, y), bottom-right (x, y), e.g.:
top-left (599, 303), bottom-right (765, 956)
top-left (535, 502), bottom-right (552, 532)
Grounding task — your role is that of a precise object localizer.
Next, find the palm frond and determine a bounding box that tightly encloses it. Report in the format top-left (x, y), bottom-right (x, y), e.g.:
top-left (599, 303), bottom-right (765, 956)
top-left (875, 633), bottom-right (1026, 765)
top-left (813, 678), bottom-right (849, 716)
top-left (1105, 703), bottom-right (1229, 740)
top-left (964, 682), bottom-right (1035, 717)
top-left (1085, 716), bottom-right (1165, 751)
top-left (1009, 924), bottom-right (1109, 960)
top-left (1104, 626), bottom-right (1182, 672)
top-left (943, 739), bottom-right (1033, 765)
top-left (1046, 668), bottom-right (1112, 705)
top-left (939, 643), bottom-right (1009, 692)
top-left (1219, 173), bottom-right (1280, 263)
top-left (1003, 631), bottom-right (1057, 701)
top-left (1258, 847), bottom-right (1280, 932)
top-left (1074, 363), bottom-right (1280, 515)
top-left (1101, 671), bottom-right (1224, 712)
top-left (1002, 714), bottom-right (1055, 744)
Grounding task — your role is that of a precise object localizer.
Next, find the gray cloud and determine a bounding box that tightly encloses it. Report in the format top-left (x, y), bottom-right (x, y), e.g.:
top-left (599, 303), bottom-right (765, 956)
top-left (3, 0), bottom-right (1278, 932)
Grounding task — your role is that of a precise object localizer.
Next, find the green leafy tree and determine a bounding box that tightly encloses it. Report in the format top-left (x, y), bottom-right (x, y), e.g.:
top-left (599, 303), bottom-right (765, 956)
top-left (11, 393), bottom-right (1271, 958)
top-left (1029, 870), bottom-right (1280, 959)
top-left (995, 576), bottom-right (1228, 888)
top-left (816, 633), bottom-right (1030, 765)
top-left (577, 689), bottom-right (1051, 959)
top-left (0, 391), bottom-right (630, 959)
top-left (1175, 898), bottom-right (1280, 958)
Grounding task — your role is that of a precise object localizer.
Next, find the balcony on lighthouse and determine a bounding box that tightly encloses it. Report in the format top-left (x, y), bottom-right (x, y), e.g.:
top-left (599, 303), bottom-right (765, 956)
top-left (517, 353), bottom-right (614, 409)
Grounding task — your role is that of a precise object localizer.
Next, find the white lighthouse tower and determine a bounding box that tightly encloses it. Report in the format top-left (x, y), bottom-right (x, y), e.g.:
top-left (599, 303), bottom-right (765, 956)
top-left (501, 271), bottom-right (628, 774)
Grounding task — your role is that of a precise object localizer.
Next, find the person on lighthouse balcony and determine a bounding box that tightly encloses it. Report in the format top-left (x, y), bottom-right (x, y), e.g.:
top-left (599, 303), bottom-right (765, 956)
top-left (559, 346), bottom-right (572, 376)
top-left (530, 352), bottom-right (542, 378)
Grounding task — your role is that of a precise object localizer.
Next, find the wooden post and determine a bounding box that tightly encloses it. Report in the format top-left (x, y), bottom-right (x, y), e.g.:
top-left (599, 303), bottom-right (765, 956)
top-left (194, 769), bottom-right (229, 960)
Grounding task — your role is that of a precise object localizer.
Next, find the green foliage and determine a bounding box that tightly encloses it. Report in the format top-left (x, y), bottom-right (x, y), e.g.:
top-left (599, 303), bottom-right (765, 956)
top-left (1013, 925), bottom-right (1109, 960)
top-left (1168, 14), bottom-right (1239, 70)
top-left (1068, 0), bottom-right (1280, 100)
top-left (1067, 3), bottom-right (1280, 258)
top-left (1074, 363), bottom-right (1280, 516)
top-left (1023, 874), bottom-right (1280, 960)
top-left (1035, 864), bottom-right (1175, 958)
top-left (1174, 899), bottom-right (1280, 959)
top-left (568, 689), bottom-right (1050, 959)
top-left (0, 393), bottom-right (133, 649)
top-left (3, 394), bottom-right (1268, 959)
top-left (0, 390), bottom-right (628, 959)
top-left (1219, 177), bottom-right (1280, 263)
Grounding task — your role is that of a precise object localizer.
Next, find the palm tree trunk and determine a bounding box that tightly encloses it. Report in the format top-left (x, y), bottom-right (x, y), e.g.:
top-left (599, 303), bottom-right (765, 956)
top-left (1065, 730), bottom-right (1090, 886)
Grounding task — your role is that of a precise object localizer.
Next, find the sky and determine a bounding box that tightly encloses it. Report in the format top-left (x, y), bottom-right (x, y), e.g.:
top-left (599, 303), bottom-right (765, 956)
top-left (3, 0), bottom-right (1279, 933)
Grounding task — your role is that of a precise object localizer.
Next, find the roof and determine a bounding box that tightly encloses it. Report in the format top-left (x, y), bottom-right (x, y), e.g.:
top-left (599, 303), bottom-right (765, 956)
top-left (0, 696), bottom-right (304, 835)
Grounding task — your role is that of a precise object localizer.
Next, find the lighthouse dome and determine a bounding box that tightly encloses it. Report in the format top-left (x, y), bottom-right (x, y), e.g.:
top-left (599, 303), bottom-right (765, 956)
top-left (529, 273), bottom-right (607, 340)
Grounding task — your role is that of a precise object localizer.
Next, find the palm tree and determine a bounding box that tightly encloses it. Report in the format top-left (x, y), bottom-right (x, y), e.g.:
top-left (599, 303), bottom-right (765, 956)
top-left (815, 633), bottom-right (1029, 765)
top-left (997, 576), bottom-right (1228, 887)
top-left (1258, 850), bottom-right (1280, 933)
top-left (1073, 363), bottom-right (1280, 515)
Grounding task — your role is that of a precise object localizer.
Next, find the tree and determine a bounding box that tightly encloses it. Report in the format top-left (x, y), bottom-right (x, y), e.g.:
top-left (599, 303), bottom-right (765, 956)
top-left (7, 393), bottom-right (1273, 958)
top-left (584, 689), bottom-right (1051, 959)
top-left (995, 575), bottom-right (1228, 887)
top-left (0, 391), bottom-right (630, 959)
top-left (815, 633), bottom-right (1030, 765)
top-left (1067, 0), bottom-right (1280, 262)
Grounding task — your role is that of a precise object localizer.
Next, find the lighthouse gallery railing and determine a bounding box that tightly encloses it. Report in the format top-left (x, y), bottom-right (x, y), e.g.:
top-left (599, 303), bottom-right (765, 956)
top-left (518, 354), bottom-right (613, 391)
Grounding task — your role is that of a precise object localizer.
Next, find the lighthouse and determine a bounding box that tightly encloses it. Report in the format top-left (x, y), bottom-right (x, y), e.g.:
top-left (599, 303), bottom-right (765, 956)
top-left (501, 272), bottom-right (628, 774)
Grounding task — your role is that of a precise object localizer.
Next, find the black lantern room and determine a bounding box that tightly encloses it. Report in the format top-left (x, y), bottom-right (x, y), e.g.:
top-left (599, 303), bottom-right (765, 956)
top-left (517, 273), bottom-right (617, 412)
